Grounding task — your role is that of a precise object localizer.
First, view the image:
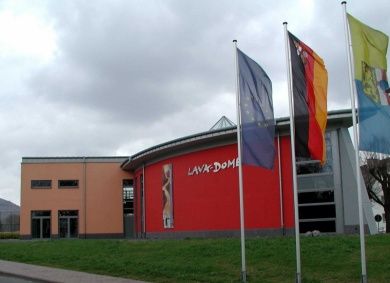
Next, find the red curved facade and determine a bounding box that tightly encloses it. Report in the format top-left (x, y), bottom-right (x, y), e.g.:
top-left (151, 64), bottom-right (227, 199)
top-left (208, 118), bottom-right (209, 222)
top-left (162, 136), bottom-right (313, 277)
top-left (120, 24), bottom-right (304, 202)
top-left (132, 137), bottom-right (294, 238)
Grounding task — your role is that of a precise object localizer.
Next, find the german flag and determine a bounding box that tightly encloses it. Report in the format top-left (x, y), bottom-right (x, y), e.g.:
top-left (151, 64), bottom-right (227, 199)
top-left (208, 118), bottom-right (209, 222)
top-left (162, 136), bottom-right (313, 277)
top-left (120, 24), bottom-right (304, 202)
top-left (288, 32), bottom-right (328, 164)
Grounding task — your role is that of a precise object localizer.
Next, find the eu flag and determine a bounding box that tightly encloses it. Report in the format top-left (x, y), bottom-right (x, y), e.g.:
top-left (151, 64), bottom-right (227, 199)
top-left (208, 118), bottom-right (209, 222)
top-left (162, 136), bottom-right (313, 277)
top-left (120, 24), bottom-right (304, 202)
top-left (237, 48), bottom-right (275, 169)
top-left (348, 14), bottom-right (390, 154)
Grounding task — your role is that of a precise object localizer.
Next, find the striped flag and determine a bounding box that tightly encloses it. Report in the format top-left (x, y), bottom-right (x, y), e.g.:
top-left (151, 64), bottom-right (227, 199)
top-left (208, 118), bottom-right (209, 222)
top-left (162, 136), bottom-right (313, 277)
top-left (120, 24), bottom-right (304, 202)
top-left (288, 32), bottom-right (328, 164)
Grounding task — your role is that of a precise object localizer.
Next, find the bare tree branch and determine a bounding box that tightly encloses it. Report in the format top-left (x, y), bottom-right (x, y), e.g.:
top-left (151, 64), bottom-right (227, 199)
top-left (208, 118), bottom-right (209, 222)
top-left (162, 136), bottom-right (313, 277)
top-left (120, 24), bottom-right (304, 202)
top-left (361, 152), bottom-right (390, 233)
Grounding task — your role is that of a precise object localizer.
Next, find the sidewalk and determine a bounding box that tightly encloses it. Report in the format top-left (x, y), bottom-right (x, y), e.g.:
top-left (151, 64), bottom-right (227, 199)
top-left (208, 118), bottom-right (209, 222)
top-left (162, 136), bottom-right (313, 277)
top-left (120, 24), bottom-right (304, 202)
top-left (0, 260), bottom-right (149, 283)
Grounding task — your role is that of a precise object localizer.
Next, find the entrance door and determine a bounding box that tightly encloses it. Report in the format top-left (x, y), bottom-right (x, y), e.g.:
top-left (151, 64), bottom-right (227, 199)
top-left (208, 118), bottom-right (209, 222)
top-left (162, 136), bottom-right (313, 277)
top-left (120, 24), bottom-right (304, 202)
top-left (123, 179), bottom-right (135, 238)
top-left (58, 210), bottom-right (78, 238)
top-left (123, 214), bottom-right (134, 238)
top-left (31, 211), bottom-right (51, 239)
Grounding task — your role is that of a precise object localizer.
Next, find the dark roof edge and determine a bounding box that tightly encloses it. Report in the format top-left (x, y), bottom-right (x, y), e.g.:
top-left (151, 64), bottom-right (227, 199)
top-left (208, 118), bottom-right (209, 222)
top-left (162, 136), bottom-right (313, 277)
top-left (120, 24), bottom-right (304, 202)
top-left (121, 127), bottom-right (236, 168)
top-left (23, 156), bottom-right (128, 164)
top-left (121, 109), bottom-right (353, 169)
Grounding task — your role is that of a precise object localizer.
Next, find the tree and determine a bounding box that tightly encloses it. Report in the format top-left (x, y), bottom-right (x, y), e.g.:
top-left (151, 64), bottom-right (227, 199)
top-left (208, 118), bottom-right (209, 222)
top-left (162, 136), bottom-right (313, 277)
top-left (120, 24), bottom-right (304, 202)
top-left (361, 152), bottom-right (390, 233)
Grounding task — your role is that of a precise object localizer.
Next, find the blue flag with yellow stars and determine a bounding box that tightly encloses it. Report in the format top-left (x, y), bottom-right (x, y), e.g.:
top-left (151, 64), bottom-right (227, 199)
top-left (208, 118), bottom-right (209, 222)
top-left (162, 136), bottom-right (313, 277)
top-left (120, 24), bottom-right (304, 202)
top-left (237, 48), bottom-right (275, 169)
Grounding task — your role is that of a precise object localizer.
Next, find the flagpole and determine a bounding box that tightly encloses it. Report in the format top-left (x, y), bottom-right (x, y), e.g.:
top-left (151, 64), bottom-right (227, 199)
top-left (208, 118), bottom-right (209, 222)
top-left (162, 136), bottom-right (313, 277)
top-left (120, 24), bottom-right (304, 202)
top-left (277, 131), bottom-right (285, 234)
top-left (233, 39), bottom-right (247, 283)
top-left (341, 2), bottom-right (367, 282)
top-left (283, 22), bottom-right (302, 283)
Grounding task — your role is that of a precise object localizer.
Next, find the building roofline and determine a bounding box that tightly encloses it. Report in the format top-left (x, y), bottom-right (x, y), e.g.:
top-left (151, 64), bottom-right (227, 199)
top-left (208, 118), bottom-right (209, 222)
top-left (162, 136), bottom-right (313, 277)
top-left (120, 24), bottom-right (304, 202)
top-left (21, 110), bottom-right (353, 168)
top-left (22, 156), bottom-right (128, 164)
top-left (121, 109), bottom-right (353, 171)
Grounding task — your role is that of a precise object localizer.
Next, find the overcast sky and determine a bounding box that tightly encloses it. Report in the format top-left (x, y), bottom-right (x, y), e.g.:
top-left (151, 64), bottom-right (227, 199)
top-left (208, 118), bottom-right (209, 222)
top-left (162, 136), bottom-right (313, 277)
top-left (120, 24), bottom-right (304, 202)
top-left (1, 0), bottom-right (389, 205)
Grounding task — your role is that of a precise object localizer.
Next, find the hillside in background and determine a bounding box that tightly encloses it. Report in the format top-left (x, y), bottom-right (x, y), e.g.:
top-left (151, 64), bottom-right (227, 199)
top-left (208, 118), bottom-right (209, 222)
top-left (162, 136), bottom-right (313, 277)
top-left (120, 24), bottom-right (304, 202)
top-left (0, 198), bottom-right (19, 212)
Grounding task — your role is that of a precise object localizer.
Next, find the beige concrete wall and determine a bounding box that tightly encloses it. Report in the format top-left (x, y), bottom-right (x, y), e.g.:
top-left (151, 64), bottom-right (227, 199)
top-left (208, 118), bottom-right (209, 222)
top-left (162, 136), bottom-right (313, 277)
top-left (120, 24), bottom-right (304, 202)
top-left (20, 160), bottom-right (132, 238)
top-left (85, 163), bottom-right (130, 235)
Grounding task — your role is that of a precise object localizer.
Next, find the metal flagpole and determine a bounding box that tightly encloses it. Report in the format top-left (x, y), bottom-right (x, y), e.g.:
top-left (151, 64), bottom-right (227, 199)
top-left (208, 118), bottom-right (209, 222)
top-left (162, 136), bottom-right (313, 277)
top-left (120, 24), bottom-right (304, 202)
top-left (341, 2), bottom-right (368, 282)
top-left (233, 40), bottom-right (247, 283)
top-left (283, 22), bottom-right (302, 283)
top-left (277, 132), bottom-right (285, 234)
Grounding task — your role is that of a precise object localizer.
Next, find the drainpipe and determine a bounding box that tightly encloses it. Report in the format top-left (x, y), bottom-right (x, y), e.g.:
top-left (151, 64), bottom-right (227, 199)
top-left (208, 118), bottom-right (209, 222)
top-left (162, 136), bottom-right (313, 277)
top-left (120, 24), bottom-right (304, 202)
top-left (83, 157), bottom-right (87, 239)
top-left (277, 132), bottom-right (285, 235)
top-left (142, 164), bottom-right (146, 237)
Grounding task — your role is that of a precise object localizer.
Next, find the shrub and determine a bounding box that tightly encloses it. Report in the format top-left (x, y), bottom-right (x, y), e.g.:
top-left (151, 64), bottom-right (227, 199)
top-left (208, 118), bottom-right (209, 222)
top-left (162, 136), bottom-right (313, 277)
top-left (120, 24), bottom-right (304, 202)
top-left (0, 232), bottom-right (19, 239)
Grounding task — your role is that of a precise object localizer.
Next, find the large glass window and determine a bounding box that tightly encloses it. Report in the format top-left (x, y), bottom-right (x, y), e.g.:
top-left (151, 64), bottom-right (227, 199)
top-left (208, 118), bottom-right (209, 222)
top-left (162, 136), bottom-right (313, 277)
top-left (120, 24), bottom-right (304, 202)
top-left (58, 210), bottom-right (78, 238)
top-left (297, 132), bottom-right (337, 233)
top-left (31, 211), bottom-right (51, 238)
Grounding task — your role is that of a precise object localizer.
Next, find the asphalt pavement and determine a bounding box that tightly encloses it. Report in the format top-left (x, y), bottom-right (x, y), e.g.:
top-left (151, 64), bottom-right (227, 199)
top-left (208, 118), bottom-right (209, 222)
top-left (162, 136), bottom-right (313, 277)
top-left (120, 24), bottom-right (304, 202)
top-left (0, 260), bottom-right (149, 283)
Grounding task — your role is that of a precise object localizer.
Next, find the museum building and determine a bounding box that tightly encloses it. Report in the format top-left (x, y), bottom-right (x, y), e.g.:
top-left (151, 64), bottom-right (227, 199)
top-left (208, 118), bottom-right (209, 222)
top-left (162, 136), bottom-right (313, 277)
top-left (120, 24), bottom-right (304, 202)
top-left (19, 109), bottom-right (376, 239)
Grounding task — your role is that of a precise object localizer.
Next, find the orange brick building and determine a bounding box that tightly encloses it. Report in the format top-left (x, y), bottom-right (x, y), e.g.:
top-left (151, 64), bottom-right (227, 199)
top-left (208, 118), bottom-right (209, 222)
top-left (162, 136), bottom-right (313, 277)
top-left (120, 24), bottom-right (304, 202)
top-left (20, 157), bottom-right (131, 239)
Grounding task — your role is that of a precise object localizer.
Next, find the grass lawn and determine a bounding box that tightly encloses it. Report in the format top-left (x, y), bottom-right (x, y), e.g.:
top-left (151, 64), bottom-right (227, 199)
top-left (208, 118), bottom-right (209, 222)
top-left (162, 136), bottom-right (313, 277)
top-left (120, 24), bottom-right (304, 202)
top-left (0, 235), bottom-right (389, 282)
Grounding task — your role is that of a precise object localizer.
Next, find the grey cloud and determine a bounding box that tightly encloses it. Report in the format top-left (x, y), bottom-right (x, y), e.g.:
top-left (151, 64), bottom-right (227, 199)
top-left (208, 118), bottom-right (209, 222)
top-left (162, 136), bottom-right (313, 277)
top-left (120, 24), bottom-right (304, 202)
top-left (31, 1), bottom-right (290, 125)
top-left (2, 0), bottom-right (390, 205)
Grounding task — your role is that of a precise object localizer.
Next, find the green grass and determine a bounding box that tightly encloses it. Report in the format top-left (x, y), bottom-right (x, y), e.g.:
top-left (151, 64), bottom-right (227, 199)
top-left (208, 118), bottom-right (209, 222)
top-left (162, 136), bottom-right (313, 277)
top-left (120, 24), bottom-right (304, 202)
top-left (0, 235), bottom-right (389, 282)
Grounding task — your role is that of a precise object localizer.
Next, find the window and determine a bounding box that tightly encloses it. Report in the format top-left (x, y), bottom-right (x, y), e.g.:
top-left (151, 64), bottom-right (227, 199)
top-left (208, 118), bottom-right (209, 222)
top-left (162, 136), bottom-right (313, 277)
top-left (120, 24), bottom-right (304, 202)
top-left (123, 189), bottom-right (134, 200)
top-left (58, 180), bottom-right (79, 188)
top-left (123, 179), bottom-right (134, 215)
top-left (300, 220), bottom-right (336, 233)
top-left (296, 133), bottom-right (333, 174)
top-left (299, 204), bottom-right (336, 219)
top-left (31, 211), bottom-right (51, 238)
top-left (297, 173), bottom-right (334, 191)
top-left (31, 180), bottom-right (52, 189)
top-left (123, 180), bottom-right (134, 200)
top-left (298, 191), bottom-right (334, 204)
top-left (297, 132), bottom-right (337, 233)
top-left (58, 210), bottom-right (78, 238)
top-left (297, 161), bottom-right (331, 175)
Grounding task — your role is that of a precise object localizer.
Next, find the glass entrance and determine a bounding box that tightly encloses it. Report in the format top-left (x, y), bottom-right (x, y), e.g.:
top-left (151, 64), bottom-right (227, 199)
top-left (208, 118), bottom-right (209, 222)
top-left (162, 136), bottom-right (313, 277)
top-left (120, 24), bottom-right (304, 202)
top-left (58, 210), bottom-right (78, 238)
top-left (123, 179), bottom-right (134, 238)
top-left (31, 211), bottom-right (51, 239)
top-left (296, 132), bottom-right (338, 233)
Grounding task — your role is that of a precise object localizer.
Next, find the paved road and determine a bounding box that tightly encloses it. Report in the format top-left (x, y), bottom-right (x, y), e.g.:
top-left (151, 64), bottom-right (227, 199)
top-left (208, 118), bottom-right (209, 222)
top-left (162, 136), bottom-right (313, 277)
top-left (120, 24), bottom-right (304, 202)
top-left (0, 273), bottom-right (40, 283)
top-left (0, 260), bottom-right (149, 283)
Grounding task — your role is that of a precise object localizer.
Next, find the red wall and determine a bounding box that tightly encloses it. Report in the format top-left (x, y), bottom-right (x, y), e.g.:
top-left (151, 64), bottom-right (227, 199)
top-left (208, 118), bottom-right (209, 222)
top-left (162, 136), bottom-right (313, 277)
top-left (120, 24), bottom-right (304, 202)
top-left (136, 137), bottom-right (294, 234)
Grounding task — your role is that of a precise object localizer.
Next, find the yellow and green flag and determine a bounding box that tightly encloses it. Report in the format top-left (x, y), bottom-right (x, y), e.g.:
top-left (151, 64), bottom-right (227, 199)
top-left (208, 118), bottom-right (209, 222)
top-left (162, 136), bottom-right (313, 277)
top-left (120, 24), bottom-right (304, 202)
top-left (348, 13), bottom-right (390, 154)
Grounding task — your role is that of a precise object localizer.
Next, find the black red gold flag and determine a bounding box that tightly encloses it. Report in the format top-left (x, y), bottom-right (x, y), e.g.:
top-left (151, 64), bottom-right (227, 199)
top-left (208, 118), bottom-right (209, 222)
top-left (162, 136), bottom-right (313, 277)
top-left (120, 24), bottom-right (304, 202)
top-left (288, 32), bottom-right (328, 164)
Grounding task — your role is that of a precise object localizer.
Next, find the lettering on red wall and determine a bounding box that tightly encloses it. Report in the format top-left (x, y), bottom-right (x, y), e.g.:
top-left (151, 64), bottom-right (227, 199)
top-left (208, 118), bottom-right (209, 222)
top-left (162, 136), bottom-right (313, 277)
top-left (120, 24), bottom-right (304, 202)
top-left (187, 157), bottom-right (239, 176)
